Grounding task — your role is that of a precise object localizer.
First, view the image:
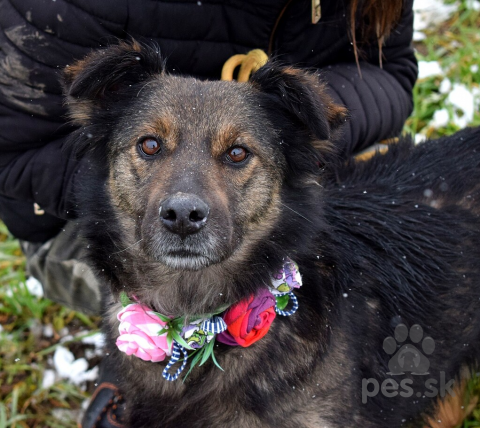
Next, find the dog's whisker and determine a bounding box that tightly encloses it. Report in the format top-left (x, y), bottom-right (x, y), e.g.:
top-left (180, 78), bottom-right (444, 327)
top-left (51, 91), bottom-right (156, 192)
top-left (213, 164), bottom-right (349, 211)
top-left (111, 238), bottom-right (144, 254)
top-left (137, 80), bottom-right (155, 98)
top-left (280, 203), bottom-right (314, 224)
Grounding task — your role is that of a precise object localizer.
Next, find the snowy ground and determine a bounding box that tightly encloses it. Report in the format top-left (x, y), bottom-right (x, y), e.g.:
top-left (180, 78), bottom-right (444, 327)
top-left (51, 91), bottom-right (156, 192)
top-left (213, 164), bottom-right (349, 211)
top-left (413, 0), bottom-right (480, 142)
top-left (414, 0), bottom-right (480, 41)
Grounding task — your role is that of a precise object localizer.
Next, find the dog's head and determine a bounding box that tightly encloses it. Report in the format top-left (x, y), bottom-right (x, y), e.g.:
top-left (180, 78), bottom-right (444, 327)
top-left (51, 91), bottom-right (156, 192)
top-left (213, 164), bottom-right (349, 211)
top-left (64, 41), bottom-right (346, 314)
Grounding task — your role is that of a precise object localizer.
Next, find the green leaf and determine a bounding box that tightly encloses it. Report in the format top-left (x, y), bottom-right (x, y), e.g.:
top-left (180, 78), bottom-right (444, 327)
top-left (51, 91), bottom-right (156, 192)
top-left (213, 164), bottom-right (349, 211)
top-left (171, 330), bottom-right (193, 351)
top-left (276, 294), bottom-right (290, 310)
top-left (171, 320), bottom-right (184, 330)
top-left (178, 348), bottom-right (199, 363)
top-left (210, 346), bottom-right (224, 371)
top-left (190, 350), bottom-right (204, 368)
top-left (212, 303), bottom-right (231, 315)
top-left (157, 328), bottom-right (168, 336)
top-left (0, 403), bottom-right (6, 427)
top-left (153, 312), bottom-right (171, 323)
top-left (120, 291), bottom-right (132, 307)
top-left (75, 311), bottom-right (98, 328)
top-left (182, 349), bottom-right (205, 382)
top-left (200, 339), bottom-right (215, 366)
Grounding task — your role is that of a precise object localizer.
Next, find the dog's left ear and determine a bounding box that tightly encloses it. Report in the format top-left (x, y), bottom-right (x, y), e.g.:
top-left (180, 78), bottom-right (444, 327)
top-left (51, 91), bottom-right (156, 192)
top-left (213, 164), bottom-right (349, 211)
top-left (250, 64), bottom-right (348, 142)
top-left (63, 40), bottom-right (164, 125)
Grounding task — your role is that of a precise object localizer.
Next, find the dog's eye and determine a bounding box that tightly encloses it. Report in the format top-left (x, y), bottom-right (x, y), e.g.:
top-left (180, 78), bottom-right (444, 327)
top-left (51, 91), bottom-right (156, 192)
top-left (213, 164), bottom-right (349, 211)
top-left (139, 138), bottom-right (161, 157)
top-left (225, 146), bottom-right (249, 164)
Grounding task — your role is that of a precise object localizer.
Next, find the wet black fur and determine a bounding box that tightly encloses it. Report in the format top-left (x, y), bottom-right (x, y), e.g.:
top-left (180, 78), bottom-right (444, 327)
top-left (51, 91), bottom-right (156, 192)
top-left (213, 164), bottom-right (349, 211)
top-left (65, 42), bottom-right (480, 427)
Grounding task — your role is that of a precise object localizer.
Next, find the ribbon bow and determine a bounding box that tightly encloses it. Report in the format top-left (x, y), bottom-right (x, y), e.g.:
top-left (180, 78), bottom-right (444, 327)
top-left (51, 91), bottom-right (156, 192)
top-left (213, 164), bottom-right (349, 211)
top-left (162, 316), bottom-right (227, 381)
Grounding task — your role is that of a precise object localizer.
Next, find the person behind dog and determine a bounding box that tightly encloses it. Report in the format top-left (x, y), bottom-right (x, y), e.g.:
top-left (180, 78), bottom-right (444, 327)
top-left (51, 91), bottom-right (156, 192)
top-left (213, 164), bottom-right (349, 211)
top-left (0, 0), bottom-right (417, 426)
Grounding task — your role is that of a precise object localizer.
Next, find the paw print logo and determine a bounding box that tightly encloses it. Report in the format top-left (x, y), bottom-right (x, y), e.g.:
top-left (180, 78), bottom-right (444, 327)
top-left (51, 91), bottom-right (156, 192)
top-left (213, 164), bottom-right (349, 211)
top-left (383, 324), bottom-right (435, 375)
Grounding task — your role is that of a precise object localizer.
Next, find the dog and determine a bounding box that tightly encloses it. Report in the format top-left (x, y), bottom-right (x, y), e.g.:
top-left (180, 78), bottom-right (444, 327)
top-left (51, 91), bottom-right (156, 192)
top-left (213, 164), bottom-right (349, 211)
top-left (64, 41), bottom-right (480, 427)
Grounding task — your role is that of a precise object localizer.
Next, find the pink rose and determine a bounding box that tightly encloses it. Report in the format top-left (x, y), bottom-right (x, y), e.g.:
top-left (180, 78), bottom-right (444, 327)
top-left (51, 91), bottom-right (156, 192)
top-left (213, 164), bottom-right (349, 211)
top-left (116, 303), bottom-right (172, 362)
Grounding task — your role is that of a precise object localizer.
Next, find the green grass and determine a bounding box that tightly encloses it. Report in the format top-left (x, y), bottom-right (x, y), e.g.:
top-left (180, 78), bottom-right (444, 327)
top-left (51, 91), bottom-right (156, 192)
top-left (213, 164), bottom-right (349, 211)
top-left (405, 1), bottom-right (480, 139)
top-left (0, 221), bottom-right (100, 427)
top-left (1, 2), bottom-right (480, 426)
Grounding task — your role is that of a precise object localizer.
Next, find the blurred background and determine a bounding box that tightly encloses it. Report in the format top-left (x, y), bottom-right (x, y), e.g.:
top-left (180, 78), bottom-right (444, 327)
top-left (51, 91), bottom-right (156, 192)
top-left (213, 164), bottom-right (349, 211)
top-left (0, 0), bottom-right (480, 426)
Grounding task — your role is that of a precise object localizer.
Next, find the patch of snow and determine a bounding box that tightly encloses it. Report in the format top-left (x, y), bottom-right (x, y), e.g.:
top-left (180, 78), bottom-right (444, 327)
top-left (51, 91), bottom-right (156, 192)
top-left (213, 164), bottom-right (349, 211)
top-left (42, 369), bottom-right (56, 389)
top-left (439, 78), bottom-right (452, 94)
top-left (43, 324), bottom-right (54, 338)
top-left (447, 83), bottom-right (480, 128)
top-left (465, 0), bottom-right (480, 10)
top-left (80, 331), bottom-right (105, 349)
top-left (85, 349), bottom-right (98, 360)
top-left (81, 331), bottom-right (106, 359)
top-left (54, 346), bottom-right (78, 378)
top-left (415, 134), bottom-right (427, 144)
top-left (53, 346), bottom-right (98, 385)
top-left (51, 408), bottom-right (77, 424)
top-left (471, 64), bottom-right (479, 73)
top-left (418, 61), bottom-right (443, 79)
top-left (59, 328), bottom-right (69, 338)
top-left (26, 277), bottom-right (43, 298)
top-left (430, 108), bottom-right (450, 128)
top-left (413, 0), bottom-right (457, 41)
top-left (66, 359), bottom-right (90, 385)
top-left (81, 365), bottom-right (99, 383)
top-left (413, 31), bottom-right (427, 41)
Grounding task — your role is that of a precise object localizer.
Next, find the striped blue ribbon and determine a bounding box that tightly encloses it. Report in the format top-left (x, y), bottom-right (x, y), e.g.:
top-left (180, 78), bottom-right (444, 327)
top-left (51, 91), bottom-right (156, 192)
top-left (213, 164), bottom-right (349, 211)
top-left (162, 341), bottom-right (188, 382)
top-left (275, 291), bottom-right (299, 316)
top-left (201, 316), bottom-right (227, 334)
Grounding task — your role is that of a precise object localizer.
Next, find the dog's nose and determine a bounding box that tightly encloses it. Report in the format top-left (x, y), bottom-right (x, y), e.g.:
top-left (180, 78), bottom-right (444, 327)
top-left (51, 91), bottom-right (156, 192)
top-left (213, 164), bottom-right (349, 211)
top-left (159, 193), bottom-right (209, 237)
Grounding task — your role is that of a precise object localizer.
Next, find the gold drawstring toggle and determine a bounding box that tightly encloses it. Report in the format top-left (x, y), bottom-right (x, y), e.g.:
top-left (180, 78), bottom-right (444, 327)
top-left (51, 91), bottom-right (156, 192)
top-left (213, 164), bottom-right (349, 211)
top-left (221, 49), bottom-right (269, 82)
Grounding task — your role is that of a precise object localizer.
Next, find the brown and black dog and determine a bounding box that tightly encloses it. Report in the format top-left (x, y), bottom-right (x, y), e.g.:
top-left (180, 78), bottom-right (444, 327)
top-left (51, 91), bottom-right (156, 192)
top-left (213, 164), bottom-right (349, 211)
top-left (64, 41), bottom-right (480, 427)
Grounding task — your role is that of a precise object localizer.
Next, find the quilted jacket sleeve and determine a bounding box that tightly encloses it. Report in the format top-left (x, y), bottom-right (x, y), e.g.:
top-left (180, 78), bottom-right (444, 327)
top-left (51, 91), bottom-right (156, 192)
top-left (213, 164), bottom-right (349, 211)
top-left (0, 0), bottom-right (124, 221)
top-left (0, 135), bottom-right (81, 219)
top-left (321, 0), bottom-right (417, 156)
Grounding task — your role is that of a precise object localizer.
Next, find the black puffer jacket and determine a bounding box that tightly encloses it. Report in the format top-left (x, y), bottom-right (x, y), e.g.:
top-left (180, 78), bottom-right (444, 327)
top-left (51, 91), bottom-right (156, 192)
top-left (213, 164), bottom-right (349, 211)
top-left (0, 0), bottom-right (417, 242)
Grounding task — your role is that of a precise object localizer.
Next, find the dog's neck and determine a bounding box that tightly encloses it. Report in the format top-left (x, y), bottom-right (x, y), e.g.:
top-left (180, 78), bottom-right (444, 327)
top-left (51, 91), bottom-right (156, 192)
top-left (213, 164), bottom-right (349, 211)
top-left (114, 258), bottom-right (303, 381)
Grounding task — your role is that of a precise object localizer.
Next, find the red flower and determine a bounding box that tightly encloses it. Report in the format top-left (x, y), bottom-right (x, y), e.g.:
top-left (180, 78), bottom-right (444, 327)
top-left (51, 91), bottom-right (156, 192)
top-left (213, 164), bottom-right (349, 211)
top-left (217, 289), bottom-right (276, 347)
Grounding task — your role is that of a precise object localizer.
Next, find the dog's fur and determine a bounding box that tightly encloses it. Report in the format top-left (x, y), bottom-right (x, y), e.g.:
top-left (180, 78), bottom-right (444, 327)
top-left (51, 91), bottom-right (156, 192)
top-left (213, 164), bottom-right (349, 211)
top-left (64, 41), bottom-right (480, 427)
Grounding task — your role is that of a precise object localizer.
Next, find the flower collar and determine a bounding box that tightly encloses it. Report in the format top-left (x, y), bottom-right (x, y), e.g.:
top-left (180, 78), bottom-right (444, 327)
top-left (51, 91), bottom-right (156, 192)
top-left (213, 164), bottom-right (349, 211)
top-left (116, 258), bottom-right (302, 381)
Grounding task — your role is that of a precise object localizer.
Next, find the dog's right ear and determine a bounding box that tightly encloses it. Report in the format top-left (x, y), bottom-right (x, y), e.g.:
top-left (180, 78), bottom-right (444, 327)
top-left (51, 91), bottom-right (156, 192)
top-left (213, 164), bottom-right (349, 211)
top-left (250, 63), bottom-right (348, 143)
top-left (63, 40), bottom-right (164, 125)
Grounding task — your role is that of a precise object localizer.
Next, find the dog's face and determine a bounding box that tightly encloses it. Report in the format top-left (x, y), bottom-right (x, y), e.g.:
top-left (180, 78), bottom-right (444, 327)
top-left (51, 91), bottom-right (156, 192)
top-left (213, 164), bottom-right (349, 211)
top-left (103, 75), bottom-right (286, 271)
top-left (64, 41), bottom-right (346, 313)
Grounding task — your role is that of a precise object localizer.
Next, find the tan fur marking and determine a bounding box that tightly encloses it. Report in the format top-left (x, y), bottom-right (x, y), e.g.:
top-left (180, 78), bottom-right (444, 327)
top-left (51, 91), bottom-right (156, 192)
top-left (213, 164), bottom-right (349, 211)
top-left (150, 115), bottom-right (178, 152)
top-left (210, 125), bottom-right (241, 157)
top-left (426, 379), bottom-right (477, 428)
top-left (281, 66), bottom-right (348, 129)
top-left (65, 101), bottom-right (93, 125)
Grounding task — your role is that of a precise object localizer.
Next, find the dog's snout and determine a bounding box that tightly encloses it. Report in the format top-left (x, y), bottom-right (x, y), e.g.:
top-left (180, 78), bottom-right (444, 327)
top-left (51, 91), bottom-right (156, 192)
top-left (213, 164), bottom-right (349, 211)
top-left (159, 193), bottom-right (209, 237)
